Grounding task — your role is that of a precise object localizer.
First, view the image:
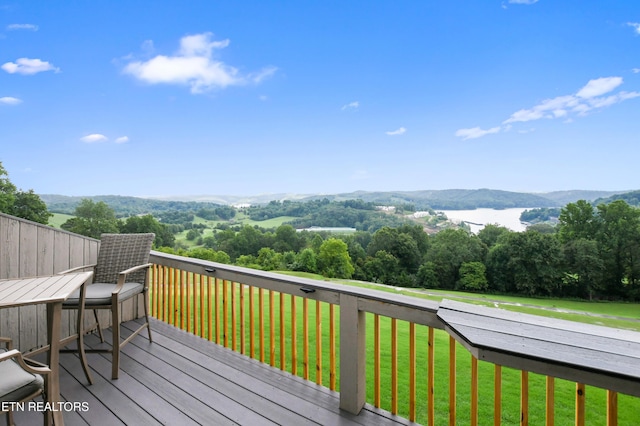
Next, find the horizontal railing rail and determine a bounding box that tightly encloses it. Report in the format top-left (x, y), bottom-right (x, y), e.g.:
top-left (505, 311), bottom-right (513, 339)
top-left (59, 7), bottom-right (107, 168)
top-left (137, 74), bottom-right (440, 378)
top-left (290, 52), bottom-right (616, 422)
top-left (149, 250), bottom-right (640, 425)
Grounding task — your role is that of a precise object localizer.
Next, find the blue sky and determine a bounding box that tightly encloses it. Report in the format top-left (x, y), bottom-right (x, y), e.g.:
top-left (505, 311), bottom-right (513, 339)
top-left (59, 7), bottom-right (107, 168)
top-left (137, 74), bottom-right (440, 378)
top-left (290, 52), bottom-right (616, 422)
top-left (1, 1), bottom-right (639, 198)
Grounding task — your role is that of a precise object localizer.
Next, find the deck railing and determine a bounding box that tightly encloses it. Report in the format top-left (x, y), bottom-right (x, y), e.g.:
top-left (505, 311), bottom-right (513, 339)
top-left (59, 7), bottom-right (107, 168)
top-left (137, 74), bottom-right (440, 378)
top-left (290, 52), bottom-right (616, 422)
top-left (149, 251), bottom-right (640, 426)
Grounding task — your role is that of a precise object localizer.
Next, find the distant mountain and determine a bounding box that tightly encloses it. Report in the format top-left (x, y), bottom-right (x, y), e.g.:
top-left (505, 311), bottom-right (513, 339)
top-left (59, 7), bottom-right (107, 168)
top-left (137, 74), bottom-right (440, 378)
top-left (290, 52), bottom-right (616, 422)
top-left (302, 189), bottom-right (560, 210)
top-left (40, 188), bottom-right (635, 215)
top-left (148, 193), bottom-right (313, 205)
top-left (535, 190), bottom-right (626, 205)
top-left (40, 194), bottom-right (228, 216)
top-left (592, 190), bottom-right (640, 207)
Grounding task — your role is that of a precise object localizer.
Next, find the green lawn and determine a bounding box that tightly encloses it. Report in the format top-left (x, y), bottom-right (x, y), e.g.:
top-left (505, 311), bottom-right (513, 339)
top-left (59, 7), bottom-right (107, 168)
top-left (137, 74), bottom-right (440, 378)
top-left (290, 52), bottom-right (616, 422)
top-left (48, 213), bottom-right (74, 228)
top-left (158, 276), bottom-right (640, 425)
top-left (175, 213), bottom-right (298, 248)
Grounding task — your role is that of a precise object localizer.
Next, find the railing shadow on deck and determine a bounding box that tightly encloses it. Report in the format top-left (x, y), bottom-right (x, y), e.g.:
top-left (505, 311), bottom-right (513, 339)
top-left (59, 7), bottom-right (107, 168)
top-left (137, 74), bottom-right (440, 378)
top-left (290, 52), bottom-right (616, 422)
top-left (149, 250), bottom-right (640, 426)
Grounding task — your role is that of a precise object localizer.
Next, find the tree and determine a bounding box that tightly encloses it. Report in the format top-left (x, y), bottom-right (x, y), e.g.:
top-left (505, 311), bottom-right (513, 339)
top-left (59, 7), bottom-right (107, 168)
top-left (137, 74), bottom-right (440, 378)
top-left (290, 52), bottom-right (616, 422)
top-left (457, 261), bottom-right (488, 291)
top-left (596, 200), bottom-right (640, 297)
top-left (202, 235), bottom-right (217, 249)
top-left (120, 214), bottom-right (175, 247)
top-left (425, 228), bottom-right (486, 289)
top-left (317, 238), bottom-right (354, 279)
top-left (236, 254), bottom-right (260, 269)
top-left (561, 238), bottom-right (603, 299)
top-left (416, 262), bottom-right (439, 288)
top-left (0, 162), bottom-right (52, 224)
top-left (187, 247), bottom-right (231, 264)
top-left (363, 250), bottom-right (400, 284)
top-left (526, 223), bottom-right (556, 234)
top-left (294, 248), bottom-right (317, 273)
top-left (485, 241), bottom-right (514, 293)
top-left (0, 162), bottom-right (16, 212)
top-left (367, 226), bottom-right (425, 274)
top-left (489, 230), bottom-right (562, 296)
top-left (557, 200), bottom-right (597, 243)
top-left (186, 229), bottom-right (201, 241)
top-left (256, 247), bottom-right (282, 271)
top-left (311, 234), bottom-right (324, 253)
top-left (61, 199), bottom-right (120, 239)
top-left (273, 225), bottom-right (301, 253)
top-left (477, 224), bottom-right (511, 250)
top-left (11, 189), bottom-right (53, 224)
top-left (215, 225), bottom-right (267, 260)
top-left (341, 236), bottom-right (367, 280)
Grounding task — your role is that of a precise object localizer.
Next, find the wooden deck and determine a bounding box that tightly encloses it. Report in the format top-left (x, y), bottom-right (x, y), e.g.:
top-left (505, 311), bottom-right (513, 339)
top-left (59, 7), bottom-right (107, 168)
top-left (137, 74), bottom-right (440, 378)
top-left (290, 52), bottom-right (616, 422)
top-left (5, 318), bottom-right (411, 426)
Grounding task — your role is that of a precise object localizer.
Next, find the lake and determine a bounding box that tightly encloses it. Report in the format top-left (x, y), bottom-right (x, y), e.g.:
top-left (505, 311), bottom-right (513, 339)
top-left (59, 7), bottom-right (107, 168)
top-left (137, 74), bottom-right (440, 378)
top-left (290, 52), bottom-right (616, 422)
top-left (438, 208), bottom-right (532, 233)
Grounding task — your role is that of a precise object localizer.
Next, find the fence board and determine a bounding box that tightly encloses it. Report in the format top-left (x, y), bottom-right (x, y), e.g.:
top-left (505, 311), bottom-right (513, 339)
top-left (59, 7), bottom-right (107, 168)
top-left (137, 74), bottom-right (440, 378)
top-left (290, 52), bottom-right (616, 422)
top-left (0, 212), bottom-right (133, 351)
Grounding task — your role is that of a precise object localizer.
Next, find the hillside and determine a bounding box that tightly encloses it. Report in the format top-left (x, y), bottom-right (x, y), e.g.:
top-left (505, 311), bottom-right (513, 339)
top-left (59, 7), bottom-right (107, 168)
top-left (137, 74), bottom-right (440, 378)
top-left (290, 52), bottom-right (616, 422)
top-left (303, 189), bottom-right (561, 210)
top-left (40, 188), bottom-right (631, 216)
top-left (535, 190), bottom-right (626, 205)
top-left (40, 194), bottom-right (227, 217)
top-left (593, 190), bottom-right (640, 207)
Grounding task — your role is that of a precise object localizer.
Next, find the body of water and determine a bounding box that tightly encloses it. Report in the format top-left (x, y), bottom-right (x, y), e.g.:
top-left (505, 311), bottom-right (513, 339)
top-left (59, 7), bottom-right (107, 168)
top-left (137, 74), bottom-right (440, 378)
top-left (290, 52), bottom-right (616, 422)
top-left (438, 208), bottom-right (532, 233)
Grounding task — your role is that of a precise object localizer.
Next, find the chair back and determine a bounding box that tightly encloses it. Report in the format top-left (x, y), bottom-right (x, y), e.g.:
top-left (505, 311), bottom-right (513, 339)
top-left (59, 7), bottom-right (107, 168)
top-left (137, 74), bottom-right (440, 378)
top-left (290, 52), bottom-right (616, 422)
top-left (94, 233), bottom-right (155, 284)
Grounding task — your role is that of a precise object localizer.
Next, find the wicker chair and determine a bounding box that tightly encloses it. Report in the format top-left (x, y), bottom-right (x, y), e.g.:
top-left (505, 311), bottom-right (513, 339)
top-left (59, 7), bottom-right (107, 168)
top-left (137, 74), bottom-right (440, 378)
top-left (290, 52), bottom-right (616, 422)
top-left (0, 337), bottom-right (51, 426)
top-left (62, 233), bottom-right (155, 380)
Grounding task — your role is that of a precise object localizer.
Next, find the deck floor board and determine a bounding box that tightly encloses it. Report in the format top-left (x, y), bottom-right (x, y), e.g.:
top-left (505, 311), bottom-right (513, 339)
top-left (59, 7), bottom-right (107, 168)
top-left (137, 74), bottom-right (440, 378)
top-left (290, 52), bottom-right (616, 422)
top-left (3, 318), bottom-right (411, 426)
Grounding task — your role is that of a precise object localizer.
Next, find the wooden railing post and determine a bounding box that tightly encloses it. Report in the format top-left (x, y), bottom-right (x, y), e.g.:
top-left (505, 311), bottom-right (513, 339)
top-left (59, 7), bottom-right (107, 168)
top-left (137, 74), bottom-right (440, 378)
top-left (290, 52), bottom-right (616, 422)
top-left (339, 293), bottom-right (366, 414)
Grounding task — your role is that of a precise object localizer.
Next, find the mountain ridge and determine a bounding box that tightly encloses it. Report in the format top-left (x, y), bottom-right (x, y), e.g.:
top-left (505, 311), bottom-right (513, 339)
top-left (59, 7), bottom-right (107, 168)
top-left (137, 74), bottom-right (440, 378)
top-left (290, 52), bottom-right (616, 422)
top-left (40, 189), bottom-right (629, 215)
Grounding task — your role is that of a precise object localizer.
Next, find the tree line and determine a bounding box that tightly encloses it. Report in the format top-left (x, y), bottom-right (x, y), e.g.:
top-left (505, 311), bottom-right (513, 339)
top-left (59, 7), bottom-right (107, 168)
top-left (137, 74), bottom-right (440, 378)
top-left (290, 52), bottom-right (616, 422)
top-left (158, 198), bottom-right (640, 301)
top-left (4, 161), bottom-right (640, 301)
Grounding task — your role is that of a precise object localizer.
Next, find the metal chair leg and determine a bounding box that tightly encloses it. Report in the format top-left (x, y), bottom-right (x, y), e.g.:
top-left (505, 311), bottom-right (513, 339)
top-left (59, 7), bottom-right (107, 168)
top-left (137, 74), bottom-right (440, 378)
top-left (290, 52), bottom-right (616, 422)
top-left (76, 285), bottom-right (93, 385)
top-left (143, 289), bottom-right (153, 343)
top-left (111, 302), bottom-right (120, 380)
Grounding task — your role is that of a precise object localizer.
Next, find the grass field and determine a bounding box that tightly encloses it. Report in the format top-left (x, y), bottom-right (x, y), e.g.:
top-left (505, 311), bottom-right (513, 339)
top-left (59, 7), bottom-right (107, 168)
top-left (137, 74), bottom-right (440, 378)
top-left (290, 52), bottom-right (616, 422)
top-left (48, 213), bottom-right (74, 228)
top-left (175, 213), bottom-right (297, 248)
top-left (155, 273), bottom-right (640, 425)
top-left (49, 211), bottom-right (295, 247)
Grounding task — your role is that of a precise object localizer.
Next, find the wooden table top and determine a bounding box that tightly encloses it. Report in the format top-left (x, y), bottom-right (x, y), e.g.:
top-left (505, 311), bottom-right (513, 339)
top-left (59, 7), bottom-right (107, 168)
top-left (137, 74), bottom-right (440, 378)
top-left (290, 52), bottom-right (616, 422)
top-left (0, 272), bottom-right (93, 307)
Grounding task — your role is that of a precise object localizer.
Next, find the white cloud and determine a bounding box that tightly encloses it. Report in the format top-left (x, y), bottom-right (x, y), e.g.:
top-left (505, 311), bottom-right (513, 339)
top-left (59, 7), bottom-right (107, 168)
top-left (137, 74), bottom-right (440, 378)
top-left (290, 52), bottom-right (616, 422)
top-left (114, 136), bottom-right (129, 144)
top-left (576, 76), bottom-right (623, 98)
top-left (503, 94), bottom-right (579, 124)
top-left (386, 127), bottom-right (406, 136)
top-left (0, 96), bottom-right (22, 105)
top-left (455, 126), bottom-right (501, 140)
top-left (508, 0), bottom-right (538, 4)
top-left (6, 23), bottom-right (38, 31)
top-left (633, 68), bottom-right (640, 74)
top-left (628, 22), bottom-right (640, 35)
top-left (458, 75), bottom-right (639, 140)
top-left (122, 32), bottom-right (277, 93)
top-left (503, 107), bottom-right (545, 124)
top-left (1, 58), bottom-right (59, 75)
top-left (342, 101), bottom-right (359, 111)
top-left (80, 134), bottom-right (108, 143)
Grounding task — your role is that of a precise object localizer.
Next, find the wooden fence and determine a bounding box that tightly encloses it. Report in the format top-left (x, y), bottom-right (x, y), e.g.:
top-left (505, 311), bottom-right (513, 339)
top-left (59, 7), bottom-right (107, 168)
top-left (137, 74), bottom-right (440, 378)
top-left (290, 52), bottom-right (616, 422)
top-left (0, 212), bottom-right (140, 351)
